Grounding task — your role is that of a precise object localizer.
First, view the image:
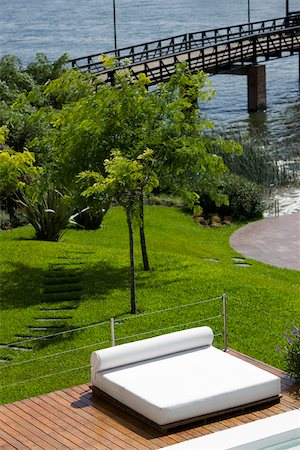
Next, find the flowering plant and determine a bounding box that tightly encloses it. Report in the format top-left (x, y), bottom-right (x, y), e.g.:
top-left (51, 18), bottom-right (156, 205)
top-left (277, 327), bottom-right (300, 381)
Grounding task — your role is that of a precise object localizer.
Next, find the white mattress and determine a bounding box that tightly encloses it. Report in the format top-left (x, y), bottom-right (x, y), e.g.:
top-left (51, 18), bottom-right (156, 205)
top-left (92, 346), bottom-right (281, 426)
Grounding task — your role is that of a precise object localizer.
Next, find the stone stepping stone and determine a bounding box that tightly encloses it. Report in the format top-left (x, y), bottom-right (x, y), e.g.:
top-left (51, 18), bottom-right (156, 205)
top-left (28, 326), bottom-right (65, 331)
top-left (0, 344), bottom-right (32, 351)
top-left (49, 263), bottom-right (82, 267)
top-left (44, 277), bottom-right (80, 285)
top-left (15, 335), bottom-right (36, 340)
top-left (202, 258), bottom-right (220, 262)
top-left (234, 263), bottom-right (252, 267)
top-left (65, 251), bottom-right (94, 254)
top-left (49, 261), bottom-right (85, 266)
top-left (57, 256), bottom-right (82, 260)
top-left (44, 287), bottom-right (82, 294)
top-left (42, 296), bottom-right (81, 302)
top-left (34, 317), bottom-right (72, 322)
top-left (46, 271), bottom-right (80, 276)
top-left (39, 307), bottom-right (77, 312)
top-left (232, 257), bottom-right (252, 267)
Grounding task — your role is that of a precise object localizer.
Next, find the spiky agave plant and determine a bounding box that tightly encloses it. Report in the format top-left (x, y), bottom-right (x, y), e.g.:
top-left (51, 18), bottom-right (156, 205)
top-left (19, 190), bottom-right (74, 241)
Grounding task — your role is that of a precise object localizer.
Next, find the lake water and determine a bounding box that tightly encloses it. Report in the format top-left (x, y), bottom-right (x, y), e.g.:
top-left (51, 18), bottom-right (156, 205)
top-left (1, 0), bottom-right (300, 157)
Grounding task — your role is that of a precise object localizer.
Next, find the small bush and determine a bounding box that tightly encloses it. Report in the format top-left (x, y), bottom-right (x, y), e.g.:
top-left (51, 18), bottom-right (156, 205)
top-left (73, 205), bottom-right (108, 230)
top-left (0, 209), bottom-right (10, 229)
top-left (199, 174), bottom-right (265, 221)
top-left (19, 190), bottom-right (74, 241)
top-left (277, 327), bottom-right (300, 381)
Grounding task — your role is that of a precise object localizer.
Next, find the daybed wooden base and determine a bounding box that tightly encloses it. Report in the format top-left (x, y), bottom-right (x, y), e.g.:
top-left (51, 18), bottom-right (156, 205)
top-left (91, 385), bottom-right (281, 432)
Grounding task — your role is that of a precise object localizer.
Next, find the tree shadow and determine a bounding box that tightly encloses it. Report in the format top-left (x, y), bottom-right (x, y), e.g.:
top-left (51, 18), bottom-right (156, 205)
top-left (0, 261), bottom-right (130, 311)
top-left (0, 260), bottom-right (130, 349)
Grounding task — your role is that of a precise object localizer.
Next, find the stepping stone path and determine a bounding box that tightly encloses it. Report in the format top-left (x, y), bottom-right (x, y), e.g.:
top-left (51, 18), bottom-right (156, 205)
top-left (0, 251), bottom-right (93, 363)
top-left (232, 257), bottom-right (252, 267)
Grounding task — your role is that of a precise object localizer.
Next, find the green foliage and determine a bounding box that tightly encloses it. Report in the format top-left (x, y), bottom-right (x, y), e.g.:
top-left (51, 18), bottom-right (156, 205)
top-left (0, 145), bottom-right (40, 198)
top-left (0, 55), bottom-right (35, 102)
top-left (0, 210), bottom-right (10, 229)
top-left (198, 174), bottom-right (265, 220)
top-left (18, 190), bottom-right (74, 241)
top-left (0, 53), bottom-right (68, 152)
top-left (0, 125), bottom-right (9, 144)
top-left (72, 206), bottom-right (108, 230)
top-left (221, 175), bottom-right (265, 220)
top-left (278, 328), bottom-right (300, 380)
top-left (26, 52), bottom-right (68, 85)
top-left (80, 149), bottom-right (159, 204)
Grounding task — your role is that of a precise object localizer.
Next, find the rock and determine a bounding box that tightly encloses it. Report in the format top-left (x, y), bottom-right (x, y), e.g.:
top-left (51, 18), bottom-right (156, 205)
top-left (210, 221), bottom-right (222, 228)
top-left (209, 214), bottom-right (222, 224)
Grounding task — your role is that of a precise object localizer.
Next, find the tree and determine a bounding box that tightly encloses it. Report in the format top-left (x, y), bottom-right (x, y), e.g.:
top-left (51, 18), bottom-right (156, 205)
top-left (38, 61), bottom-right (240, 266)
top-left (79, 149), bottom-right (158, 314)
top-left (4, 58), bottom-right (242, 310)
top-left (0, 126), bottom-right (41, 222)
top-left (0, 53), bottom-right (68, 151)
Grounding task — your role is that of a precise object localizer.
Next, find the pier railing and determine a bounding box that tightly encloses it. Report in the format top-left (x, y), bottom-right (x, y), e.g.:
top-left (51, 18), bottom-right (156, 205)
top-left (68, 16), bottom-right (297, 75)
top-left (92, 25), bottom-right (300, 85)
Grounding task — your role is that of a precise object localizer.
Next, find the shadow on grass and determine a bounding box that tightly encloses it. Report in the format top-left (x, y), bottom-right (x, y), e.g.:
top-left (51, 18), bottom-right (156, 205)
top-left (0, 261), bottom-right (130, 311)
top-left (0, 261), bottom-right (130, 349)
top-left (0, 256), bottom-right (195, 350)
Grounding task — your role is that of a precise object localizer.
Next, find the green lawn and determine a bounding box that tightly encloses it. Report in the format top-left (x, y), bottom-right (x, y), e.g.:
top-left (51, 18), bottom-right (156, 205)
top-left (0, 205), bottom-right (299, 405)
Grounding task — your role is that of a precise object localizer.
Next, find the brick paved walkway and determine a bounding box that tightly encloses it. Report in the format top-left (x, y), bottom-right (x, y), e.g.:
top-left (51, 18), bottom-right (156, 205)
top-left (230, 213), bottom-right (300, 271)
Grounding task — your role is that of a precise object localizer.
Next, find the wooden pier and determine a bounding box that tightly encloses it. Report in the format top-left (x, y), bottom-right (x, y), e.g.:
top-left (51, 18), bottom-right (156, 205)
top-left (69, 15), bottom-right (300, 112)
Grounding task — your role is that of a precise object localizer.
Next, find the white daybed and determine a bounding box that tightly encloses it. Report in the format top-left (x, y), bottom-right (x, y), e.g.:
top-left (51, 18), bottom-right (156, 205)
top-left (162, 409), bottom-right (300, 449)
top-left (91, 327), bottom-right (281, 429)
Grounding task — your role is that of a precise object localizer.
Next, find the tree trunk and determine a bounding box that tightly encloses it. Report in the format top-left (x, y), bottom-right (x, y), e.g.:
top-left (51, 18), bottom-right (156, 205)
top-left (126, 205), bottom-right (138, 314)
top-left (139, 193), bottom-right (150, 271)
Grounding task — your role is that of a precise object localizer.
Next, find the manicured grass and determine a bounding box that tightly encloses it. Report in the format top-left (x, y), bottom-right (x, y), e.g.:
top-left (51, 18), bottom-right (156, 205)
top-left (0, 206), bottom-right (299, 405)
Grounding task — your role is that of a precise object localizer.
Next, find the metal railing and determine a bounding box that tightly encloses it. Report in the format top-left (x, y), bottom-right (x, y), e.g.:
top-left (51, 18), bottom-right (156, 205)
top-left (92, 25), bottom-right (300, 85)
top-left (1, 294), bottom-right (298, 396)
top-left (0, 295), bottom-right (227, 391)
top-left (68, 15), bottom-right (299, 77)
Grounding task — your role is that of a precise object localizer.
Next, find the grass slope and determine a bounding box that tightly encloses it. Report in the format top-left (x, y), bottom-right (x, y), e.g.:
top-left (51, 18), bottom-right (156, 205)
top-left (0, 206), bottom-right (299, 404)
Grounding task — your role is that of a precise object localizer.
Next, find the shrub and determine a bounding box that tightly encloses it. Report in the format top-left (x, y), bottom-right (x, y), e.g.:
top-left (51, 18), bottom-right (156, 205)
top-left (18, 190), bottom-right (73, 241)
top-left (72, 205), bottom-right (109, 230)
top-left (199, 174), bottom-right (265, 221)
top-left (0, 209), bottom-right (10, 229)
top-left (277, 328), bottom-right (300, 381)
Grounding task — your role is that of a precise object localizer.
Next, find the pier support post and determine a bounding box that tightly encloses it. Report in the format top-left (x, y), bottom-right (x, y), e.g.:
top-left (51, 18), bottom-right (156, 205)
top-left (247, 65), bottom-right (266, 112)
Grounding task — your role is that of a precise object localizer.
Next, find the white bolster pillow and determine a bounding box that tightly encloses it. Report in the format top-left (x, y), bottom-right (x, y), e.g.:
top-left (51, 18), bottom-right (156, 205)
top-left (91, 326), bottom-right (214, 372)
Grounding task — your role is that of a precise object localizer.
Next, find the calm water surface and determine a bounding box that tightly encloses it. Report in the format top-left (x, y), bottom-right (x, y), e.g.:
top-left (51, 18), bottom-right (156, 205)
top-left (1, 0), bottom-right (300, 156)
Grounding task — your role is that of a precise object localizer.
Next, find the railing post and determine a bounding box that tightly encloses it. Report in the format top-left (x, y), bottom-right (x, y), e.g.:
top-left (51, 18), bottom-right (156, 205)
top-left (222, 294), bottom-right (228, 351)
top-left (110, 317), bottom-right (115, 346)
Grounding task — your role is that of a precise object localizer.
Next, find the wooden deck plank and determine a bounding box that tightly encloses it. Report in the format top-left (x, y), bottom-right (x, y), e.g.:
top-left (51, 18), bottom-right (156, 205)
top-left (3, 403), bottom-right (69, 450)
top-left (55, 389), bottom-right (148, 450)
top-left (12, 399), bottom-right (81, 450)
top-left (68, 385), bottom-right (178, 447)
top-left (30, 394), bottom-right (115, 450)
top-left (0, 351), bottom-right (299, 450)
top-left (0, 410), bottom-right (45, 450)
top-left (62, 386), bottom-right (158, 450)
top-left (0, 429), bottom-right (32, 450)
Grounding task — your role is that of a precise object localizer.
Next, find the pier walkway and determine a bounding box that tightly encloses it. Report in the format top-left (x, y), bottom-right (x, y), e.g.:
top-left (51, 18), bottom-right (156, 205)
top-left (69, 14), bottom-right (300, 111)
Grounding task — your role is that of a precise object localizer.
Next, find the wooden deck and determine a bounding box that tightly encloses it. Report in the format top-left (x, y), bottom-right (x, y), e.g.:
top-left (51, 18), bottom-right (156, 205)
top-left (0, 350), bottom-right (299, 450)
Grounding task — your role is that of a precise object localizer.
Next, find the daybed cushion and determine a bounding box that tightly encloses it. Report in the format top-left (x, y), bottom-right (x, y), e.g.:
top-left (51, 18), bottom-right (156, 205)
top-left (91, 326), bottom-right (214, 372)
top-left (91, 327), bottom-right (281, 426)
top-left (162, 409), bottom-right (300, 449)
